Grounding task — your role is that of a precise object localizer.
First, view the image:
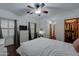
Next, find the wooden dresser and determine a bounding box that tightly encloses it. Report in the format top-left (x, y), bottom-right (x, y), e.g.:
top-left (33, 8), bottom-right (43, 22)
top-left (64, 18), bottom-right (79, 43)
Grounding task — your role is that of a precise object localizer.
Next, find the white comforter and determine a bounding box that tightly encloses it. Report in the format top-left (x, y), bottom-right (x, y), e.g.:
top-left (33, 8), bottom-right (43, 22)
top-left (17, 37), bottom-right (78, 56)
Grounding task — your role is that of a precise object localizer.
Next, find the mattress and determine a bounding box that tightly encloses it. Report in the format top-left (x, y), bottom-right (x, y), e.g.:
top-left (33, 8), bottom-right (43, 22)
top-left (17, 37), bottom-right (78, 56)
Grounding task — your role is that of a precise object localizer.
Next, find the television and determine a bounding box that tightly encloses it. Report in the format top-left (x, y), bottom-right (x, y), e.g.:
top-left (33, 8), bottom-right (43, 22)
top-left (19, 25), bottom-right (27, 30)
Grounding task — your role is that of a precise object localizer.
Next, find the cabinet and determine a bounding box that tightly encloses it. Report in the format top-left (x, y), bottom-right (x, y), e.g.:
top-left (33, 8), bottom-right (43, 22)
top-left (64, 18), bottom-right (79, 43)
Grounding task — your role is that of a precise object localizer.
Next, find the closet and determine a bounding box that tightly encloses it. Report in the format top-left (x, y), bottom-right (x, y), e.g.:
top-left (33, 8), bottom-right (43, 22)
top-left (64, 18), bottom-right (79, 43)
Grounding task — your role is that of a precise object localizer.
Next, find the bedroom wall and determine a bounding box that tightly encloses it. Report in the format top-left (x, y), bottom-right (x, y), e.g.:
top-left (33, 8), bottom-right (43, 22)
top-left (36, 17), bottom-right (52, 38)
top-left (17, 15), bottom-right (38, 43)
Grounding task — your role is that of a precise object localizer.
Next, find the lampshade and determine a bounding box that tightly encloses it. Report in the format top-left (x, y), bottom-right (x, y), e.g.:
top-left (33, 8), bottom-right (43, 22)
top-left (39, 30), bottom-right (44, 35)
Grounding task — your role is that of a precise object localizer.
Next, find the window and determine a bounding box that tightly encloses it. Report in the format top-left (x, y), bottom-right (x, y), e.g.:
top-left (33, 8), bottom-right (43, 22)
top-left (1, 19), bottom-right (14, 38)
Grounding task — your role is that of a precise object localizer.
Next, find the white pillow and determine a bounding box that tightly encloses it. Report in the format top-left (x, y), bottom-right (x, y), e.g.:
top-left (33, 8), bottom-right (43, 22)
top-left (73, 38), bottom-right (79, 53)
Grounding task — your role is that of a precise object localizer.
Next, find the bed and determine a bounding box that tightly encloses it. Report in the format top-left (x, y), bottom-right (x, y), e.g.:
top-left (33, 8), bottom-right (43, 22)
top-left (17, 37), bottom-right (78, 56)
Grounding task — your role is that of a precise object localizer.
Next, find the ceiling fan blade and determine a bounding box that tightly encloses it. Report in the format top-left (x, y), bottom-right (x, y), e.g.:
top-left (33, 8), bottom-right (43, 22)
top-left (41, 3), bottom-right (45, 7)
top-left (26, 11), bottom-right (34, 14)
top-left (35, 3), bottom-right (40, 9)
top-left (30, 12), bottom-right (33, 14)
top-left (27, 11), bottom-right (30, 13)
top-left (42, 10), bottom-right (48, 14)
top-left (27, 5), bottom-right (34, 9)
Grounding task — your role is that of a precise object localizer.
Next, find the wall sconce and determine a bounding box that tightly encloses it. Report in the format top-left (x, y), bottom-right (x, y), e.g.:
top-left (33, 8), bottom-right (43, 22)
top-left (48, 20), bottom-right (52, 24)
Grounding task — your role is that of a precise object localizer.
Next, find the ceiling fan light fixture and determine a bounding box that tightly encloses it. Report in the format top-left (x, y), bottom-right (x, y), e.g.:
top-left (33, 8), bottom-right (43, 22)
top-left (27, 3), bottom-right (48, 16)
top-left (35, 9), bottom-right (41, 14)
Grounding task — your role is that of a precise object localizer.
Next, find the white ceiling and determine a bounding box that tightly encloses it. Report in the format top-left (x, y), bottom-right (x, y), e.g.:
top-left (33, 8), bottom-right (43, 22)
top-left (0, 3), bottom-right (79, 16)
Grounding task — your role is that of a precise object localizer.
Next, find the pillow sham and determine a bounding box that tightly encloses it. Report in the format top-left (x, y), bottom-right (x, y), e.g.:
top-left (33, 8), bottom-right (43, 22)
top-left (73, 38), bottom-right (79, 53)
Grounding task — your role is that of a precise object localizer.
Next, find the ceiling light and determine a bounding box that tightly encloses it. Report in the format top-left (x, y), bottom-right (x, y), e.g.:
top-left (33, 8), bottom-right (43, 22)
top-left (35, 9), bottom-right (41, 14)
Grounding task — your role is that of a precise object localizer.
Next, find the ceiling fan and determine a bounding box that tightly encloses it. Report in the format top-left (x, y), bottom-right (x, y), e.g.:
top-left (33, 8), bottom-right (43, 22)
top-left (26, 3), bottom-right (48, 16)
